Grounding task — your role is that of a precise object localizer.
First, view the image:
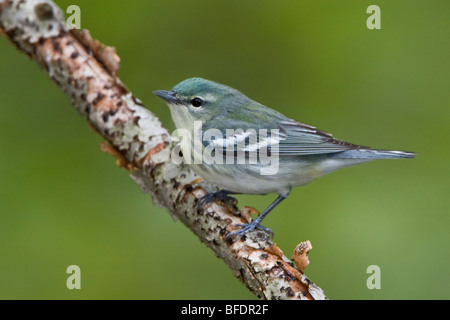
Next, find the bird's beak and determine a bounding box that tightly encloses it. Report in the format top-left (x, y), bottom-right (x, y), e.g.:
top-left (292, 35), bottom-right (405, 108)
top-left (153, 90), bottom-right (181, 104)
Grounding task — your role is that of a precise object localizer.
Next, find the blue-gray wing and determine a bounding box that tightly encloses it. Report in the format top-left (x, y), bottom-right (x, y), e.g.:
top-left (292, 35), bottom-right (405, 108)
top-left (201, 118), bottom-right (368, 158)
top-left (277, 119), bottom-right (369, 156)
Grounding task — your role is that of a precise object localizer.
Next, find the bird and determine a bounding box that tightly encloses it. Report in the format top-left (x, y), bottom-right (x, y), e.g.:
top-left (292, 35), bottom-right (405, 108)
top-left (153, 77), bottom-right (415, 239)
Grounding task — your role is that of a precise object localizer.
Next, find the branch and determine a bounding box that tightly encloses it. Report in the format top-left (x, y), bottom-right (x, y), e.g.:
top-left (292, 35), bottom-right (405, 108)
top-left (0, 0), bottom-right (327, 300)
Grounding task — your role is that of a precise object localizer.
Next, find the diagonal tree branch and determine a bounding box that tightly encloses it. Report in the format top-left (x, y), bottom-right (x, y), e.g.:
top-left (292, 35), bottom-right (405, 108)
top-left (0, 0), bottom-right (327, 300)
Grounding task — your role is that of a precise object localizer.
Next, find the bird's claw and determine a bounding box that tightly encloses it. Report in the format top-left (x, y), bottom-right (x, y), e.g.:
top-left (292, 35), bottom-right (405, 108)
top-left (226, 222), bottom-right (274, 240)
top-left (196, 190), bottom-right (237, 209)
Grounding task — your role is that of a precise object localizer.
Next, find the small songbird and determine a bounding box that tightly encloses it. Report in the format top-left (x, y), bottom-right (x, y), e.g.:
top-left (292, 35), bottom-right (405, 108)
top-left (154, 78), bottom-right (415, 238)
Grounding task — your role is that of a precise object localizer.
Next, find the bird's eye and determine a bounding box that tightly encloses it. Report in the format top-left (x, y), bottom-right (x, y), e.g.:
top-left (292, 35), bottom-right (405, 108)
top-left (191, 97), bottom-right (204, 107)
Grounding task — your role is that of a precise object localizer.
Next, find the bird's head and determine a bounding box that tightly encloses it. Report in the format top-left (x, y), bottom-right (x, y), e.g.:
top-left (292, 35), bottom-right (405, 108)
top-left (154, 77), bottom-right (249, 129)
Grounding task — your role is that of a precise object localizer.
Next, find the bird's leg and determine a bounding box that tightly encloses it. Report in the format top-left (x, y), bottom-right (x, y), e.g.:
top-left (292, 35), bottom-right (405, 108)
top-left (196, 189), bottom-right (238, 208)
top-left (227, 194), bottom-right (286, 239)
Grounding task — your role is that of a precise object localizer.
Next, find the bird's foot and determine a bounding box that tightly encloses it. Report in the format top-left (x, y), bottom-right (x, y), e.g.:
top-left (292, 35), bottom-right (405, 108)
top-left (196, 190), bottom-right (237, 209)
top-left (226, 221), bottom-right (274, 240)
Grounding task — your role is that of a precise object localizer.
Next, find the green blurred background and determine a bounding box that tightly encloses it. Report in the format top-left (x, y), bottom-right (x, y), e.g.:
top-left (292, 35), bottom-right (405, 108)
top-left (0, 0), bottom-right (449, 299)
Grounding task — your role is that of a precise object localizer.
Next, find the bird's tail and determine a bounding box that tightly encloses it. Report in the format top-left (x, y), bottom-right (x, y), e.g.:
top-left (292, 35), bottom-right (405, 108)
top-left (333, 149), bottom-right (416, 159)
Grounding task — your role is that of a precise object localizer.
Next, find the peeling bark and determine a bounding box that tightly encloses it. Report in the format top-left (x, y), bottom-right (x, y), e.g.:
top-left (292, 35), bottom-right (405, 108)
top-left (0, 0), bottom-right (327, 300)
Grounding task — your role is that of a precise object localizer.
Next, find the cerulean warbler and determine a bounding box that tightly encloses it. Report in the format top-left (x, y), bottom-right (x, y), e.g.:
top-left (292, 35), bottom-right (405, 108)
top-left (154, 78), bottom-right (415, 239)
